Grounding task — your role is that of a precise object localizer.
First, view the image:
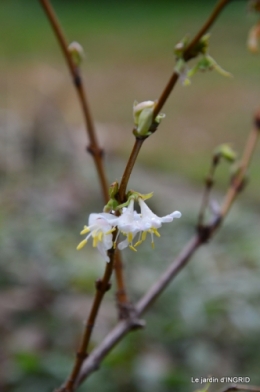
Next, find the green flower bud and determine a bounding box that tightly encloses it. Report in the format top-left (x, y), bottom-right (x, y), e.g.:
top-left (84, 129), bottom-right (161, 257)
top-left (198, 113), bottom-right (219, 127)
top-left (68, 41), bottom-right (84, 66)
top-left (174, 36), bottom-right (189, 59)
top-left (109, 181), bottom-right (119, 198)
top-left (133, 101), bottom-right (165, 137)
top-left (214, 144), bottom-right (237, 163)
top-left (195, 33), bottom-right (211, 55)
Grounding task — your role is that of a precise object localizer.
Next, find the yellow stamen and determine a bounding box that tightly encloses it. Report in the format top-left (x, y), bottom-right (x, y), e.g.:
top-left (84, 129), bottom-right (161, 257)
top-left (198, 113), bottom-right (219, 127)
top-left (98, 232), bottom-right (103, 242)
top-left (105, 228), bottom-right (116, 235)
top-left (93, 235), bottom-right (98, 247)
top-left (76, 238), bottom-right (88, 250)
top-left (113, 242), bottom-right (117, 249)
top-left (151, 241), bottom-right (155, 249)
top-left (142, 231), bottom-right (147, 241)
top-left (127, 232), bottom-right (133, 243)
top-left (80, 226), bottom-right (90, 235)
top-left (134, 240), bottom-right (142, 247)
top-left (153, 229), bottom-right (161, 237)
top-left (129, 245), bottom-right (137, 252)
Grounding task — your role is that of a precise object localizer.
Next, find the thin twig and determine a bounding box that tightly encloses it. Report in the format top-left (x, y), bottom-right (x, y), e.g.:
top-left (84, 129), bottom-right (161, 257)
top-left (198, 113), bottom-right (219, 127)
top-left (118, 138), bottom-right (144, 202)
top-left (184, 0), bottom-right (231, 61)
top-left (39, 0), bottom-right (131, 389)
top-left (39, 0), bottom-right (108, 200)
top-left (76, 113), bottom-right (259, 387)
top-left (118, 0), bottom-right (232, 201)
top-left (198, 155), bottom-right (220, 226)
top-left (76, 235), bottom-right (201, 385)
top-left (59, 247), bottom-right (116, 392)
top-left (220, 114), bottom-right (260, 218)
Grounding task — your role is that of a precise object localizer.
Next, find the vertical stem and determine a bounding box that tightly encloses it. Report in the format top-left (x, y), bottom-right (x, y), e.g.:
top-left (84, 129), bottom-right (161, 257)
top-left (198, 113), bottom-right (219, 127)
top-left (39, 0), bottom-right (129, 311)
top-left (39, 0), bottom-right (108, 200)
top-left (65, 249), bottom-right (116, 392)
top-left (198, 157), bottom-right (219, 226)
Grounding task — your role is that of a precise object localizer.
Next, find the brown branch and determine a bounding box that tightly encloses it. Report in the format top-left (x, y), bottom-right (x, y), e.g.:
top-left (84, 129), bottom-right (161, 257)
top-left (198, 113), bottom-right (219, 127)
top-left (39, 0), bottom-right (108, 201)
top-left (58, 248), bottom-right (116, 392)
top-left (39, 0), bottom-right (132, 388)
top-left (198, 155), bottom-right (220, 226)
top-left (184, 0), bottom-right (231, 61)
top-left (40, 0), bottom-right (130, 317)
top-left (118, 0), bottom-right (232, 201)
top-left (75, 235), bottom-right (201, 385)
top-left (118, 138), bottom-right (144, 202)
top-left (76, 113), bottom-right (259, 388)
top-left (220, 113), bottom-right (260, 218)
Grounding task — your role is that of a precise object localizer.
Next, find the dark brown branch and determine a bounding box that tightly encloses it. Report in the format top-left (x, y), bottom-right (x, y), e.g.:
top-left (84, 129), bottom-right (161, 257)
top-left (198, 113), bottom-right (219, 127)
top-left (184, 0), bottom-right (231, 61)
top-left (118, 138), bottom-right (144, 202)
top-left (39, 0), bottom-right (108, 200)
top-left (118, 0), bottom-right (232, 201)
top-left (198, 155), bottom-right (220, 226)
top-left (76, 235), bottom-right (201, 385)
top-left (76, 114), bottom-right (259, 387)
top-left (39, 1), bottom-right (131, 389)
top-left (59, 248), bottom-right (116, 392)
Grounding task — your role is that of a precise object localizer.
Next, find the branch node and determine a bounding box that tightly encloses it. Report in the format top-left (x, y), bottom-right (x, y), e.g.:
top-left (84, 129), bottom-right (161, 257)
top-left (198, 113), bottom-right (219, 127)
top-left (130, 318), bottom-right (146, 330)
top-left (116, 300), bottom-right (135, 320)
top-left (197, 224), bottom-right (211, 243)
top-left (135, 134), bottom-right (149, 141)
top-left (76, 351), bottom-right (88, 360)
top-left (73, 73), bottom-right (81, 88)
top-left (86, 145), bottom-right (104, 158)
top-left (254, 110), bottom-right (260, 130)
top-left (95, 278), bottom-right (111, 292)
top-left (205, 176), bottom-right (214, 188)
top-left (230, 176), bottom-right (248, 193)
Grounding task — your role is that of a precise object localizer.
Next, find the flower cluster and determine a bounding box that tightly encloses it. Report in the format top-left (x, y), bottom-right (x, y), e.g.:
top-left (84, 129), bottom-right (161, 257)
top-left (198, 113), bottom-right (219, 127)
top-left (77, 197), bottom-right (181, 262)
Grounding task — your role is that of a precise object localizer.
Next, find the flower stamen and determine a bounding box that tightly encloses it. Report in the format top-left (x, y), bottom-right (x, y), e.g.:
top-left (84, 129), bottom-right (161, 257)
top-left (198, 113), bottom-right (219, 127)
top-left (129, 245), bottom-right (137, 252)
top-left (77, 238), bottom-right (88, 250)
top-left (80, 226), bottom-right (90, 235)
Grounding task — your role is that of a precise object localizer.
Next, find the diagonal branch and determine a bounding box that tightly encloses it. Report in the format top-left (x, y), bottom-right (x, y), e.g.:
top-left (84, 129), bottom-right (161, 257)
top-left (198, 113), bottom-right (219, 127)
top-left (76, 111), bottom-right (260, 388)
top-left (118, 0), bottom-right (232, 201)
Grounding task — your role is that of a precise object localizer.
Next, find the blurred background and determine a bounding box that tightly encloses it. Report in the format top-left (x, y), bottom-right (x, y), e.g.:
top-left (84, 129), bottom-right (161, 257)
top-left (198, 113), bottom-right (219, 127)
top-left (1, 1), bottom-right (260, 391)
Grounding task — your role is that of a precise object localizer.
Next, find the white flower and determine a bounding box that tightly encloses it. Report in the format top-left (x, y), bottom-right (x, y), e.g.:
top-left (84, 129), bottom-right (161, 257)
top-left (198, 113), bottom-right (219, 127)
top-left (116, 198), bottom-right (181, 250)
top-left (137, 198), bottom-right (181, 248)
top-left (77, 213), bottom-right (117, 262)
top-left (77, 197), bottom-right (181, 256)
top-left (116, 199), bottom-right (149, 251)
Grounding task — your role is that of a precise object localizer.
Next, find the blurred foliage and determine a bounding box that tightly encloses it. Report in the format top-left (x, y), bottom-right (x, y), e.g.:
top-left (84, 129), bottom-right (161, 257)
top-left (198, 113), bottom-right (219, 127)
top-left (1, 1), bottom-right (260, 392)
